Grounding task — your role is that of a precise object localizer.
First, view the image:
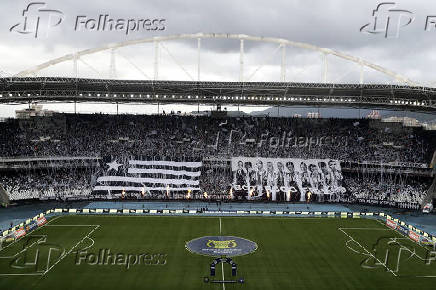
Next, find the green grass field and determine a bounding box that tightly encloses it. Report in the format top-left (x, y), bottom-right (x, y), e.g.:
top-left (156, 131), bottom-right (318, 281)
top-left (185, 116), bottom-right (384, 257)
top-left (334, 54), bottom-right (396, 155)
top-left (0, 214), bottom-right (435, 289)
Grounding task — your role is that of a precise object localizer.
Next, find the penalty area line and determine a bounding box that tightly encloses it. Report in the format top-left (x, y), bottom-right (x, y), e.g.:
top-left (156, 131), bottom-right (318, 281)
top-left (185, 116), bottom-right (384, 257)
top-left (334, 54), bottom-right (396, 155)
top-left (0, 273), bottom-right (44, 276)
top-left (0, 235), bottom-right (47, 259)
top-left (338, 228), bottom-right (391, 230)
top-left (375, 219), bottom-right (433, 253)
top-left (339, 228), bottom-right (398, 277)
top-left (45, 224), bottom-right (101, 227)
top-left (42, 225), bottom-right (100, 277)
top-left (0, 215), bottom-right (62, 255)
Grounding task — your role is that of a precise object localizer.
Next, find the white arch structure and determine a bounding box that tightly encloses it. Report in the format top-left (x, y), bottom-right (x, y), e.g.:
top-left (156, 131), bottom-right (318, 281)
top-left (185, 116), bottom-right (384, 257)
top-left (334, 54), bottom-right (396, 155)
top-left (14, 33), bottom-right (418, 86)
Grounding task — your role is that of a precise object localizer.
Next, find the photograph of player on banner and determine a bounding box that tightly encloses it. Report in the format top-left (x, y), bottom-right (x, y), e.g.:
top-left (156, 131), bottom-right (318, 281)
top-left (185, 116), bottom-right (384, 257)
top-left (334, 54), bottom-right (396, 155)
top-left (231, 157), bottom-right (345, 202)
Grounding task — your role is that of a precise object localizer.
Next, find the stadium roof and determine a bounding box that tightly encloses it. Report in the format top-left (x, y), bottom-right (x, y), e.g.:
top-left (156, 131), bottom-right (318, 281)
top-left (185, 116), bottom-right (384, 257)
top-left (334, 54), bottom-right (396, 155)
top-left (0, 77), bottom-right (435, 112)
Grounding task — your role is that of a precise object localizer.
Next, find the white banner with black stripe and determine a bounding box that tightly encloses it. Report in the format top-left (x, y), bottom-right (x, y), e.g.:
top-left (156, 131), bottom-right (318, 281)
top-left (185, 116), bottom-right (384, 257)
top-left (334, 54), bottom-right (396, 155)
top-left (93, 157), bottom-right (202, 195)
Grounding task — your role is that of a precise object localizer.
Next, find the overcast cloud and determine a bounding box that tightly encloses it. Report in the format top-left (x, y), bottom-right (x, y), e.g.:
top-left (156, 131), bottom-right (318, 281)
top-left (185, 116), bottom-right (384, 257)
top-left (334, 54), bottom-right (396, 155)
top-left (1, 0), bottom-right (435, 117)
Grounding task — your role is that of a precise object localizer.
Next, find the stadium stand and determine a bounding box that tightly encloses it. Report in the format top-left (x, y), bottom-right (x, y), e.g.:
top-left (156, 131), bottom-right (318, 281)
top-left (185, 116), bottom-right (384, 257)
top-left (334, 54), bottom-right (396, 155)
top-left (0, 113), bottom-right (434, 209)
top-left (0, 184), bottom-right (9, 206)
top-left (423, 176), bottom-right (436, 204)
top-left (0, 114), bottom-right (434, 163)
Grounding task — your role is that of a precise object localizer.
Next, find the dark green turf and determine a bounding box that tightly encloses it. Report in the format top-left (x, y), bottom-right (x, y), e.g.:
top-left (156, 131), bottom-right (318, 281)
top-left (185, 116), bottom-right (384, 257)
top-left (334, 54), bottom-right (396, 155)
top-left (0, 215), bottom-right (435, 290)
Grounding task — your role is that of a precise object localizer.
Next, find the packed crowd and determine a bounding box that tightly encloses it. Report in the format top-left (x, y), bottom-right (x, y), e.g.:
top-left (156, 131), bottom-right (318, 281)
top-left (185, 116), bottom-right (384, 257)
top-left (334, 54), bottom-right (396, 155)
top-left (0, 169), bottom-right (92, 201)
top-left (0, 113), bottom-right (434, 208)
top-left (200, 166), bottom-right (233, 197)
top-left (0, 166), bottom-right (431, 209)
top-left (341, 173), bottom-right (430, 207)
top-left (0, 113), bottom-right (434, 163)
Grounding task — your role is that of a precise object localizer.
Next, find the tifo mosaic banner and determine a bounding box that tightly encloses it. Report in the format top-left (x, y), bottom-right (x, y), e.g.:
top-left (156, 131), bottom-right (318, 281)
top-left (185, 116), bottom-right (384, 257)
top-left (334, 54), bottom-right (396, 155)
top-left (231, 157), bottom-right (346, 201)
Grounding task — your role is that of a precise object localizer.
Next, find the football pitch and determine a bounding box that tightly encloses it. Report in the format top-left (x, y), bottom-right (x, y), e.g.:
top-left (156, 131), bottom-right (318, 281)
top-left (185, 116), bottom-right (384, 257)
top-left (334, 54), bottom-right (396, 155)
top-left (0, 214), bottom-right (436, 290)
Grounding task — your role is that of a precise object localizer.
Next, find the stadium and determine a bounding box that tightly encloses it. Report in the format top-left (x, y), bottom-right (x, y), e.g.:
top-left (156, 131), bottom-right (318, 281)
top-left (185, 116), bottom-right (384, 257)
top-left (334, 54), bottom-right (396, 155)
top-left (1, 1), bottom-right (436, 290)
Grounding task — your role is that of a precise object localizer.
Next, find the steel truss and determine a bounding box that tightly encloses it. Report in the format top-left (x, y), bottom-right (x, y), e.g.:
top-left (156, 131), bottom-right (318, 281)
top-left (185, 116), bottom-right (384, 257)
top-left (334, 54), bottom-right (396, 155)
top-left (0, 77), bottom-right (435, 111)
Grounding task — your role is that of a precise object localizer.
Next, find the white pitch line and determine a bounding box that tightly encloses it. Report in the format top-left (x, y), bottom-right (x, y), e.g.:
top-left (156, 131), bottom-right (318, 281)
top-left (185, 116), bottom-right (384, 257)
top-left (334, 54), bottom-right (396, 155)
top-left (375, 219), bottom-right (432, 262)
top-left (75, 214), bottom-right (353, 221)
top-left (339, 228), bottom-right (397, 277)
top-left (345, 239), bottom-right (365, 255)
top-left (339, 224), bottom-right (429, 260)
top-left (221, 263), bottom-right (226, 290)
top-left (374, 218), bottom-right (434, 255)
top-left (0, 235), bottom-right (46, 259)
top-left (0, 273), bottom-right (44, 276)
top-left (387, 238), bottom-right (427, 262)
top-left (0, 215), bottom-right (61, 254)
top-left (338, 228), bottom-right (391, 230)
top-left (77, 237), bottom-right (95, 252)
top-left (45, 225), bottom-right (100, 227)
top-left (42, 225), bottom-right (100, 276)
top-left (219, 217), bottom-right (225, 290)
top-left (0, 224), bottom-right (97, 260)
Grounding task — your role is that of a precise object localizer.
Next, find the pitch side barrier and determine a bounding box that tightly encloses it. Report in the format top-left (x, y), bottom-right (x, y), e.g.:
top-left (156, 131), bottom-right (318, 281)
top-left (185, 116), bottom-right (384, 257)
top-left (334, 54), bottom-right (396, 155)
top-left (385, 215), bottom-right (436, 247)
top-left (2, 209), bottom-right (435, 246)
top-left (0, 212), bottom-right (47, 245)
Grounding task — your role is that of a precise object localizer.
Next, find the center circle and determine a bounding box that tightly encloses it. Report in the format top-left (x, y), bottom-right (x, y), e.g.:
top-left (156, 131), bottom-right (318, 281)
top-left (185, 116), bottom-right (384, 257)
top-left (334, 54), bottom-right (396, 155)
top-left (186, 236), bottom-right (258, 257)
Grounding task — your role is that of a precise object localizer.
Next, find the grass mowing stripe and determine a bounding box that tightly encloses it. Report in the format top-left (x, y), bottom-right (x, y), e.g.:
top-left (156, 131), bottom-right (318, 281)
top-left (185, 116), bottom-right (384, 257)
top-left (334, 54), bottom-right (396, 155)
top-left (1, 215), bottom-right (436, 290)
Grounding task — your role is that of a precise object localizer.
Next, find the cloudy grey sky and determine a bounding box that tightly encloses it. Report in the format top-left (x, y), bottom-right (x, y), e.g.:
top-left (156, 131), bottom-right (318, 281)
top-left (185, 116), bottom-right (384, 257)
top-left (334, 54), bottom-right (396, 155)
top-left (1, 0), bottom-right (436, 117)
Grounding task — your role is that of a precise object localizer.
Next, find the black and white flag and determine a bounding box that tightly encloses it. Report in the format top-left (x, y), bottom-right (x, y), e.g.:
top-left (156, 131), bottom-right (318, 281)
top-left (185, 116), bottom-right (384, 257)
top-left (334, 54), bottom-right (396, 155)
top-left (93, 157), bottom-right (202, 194)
